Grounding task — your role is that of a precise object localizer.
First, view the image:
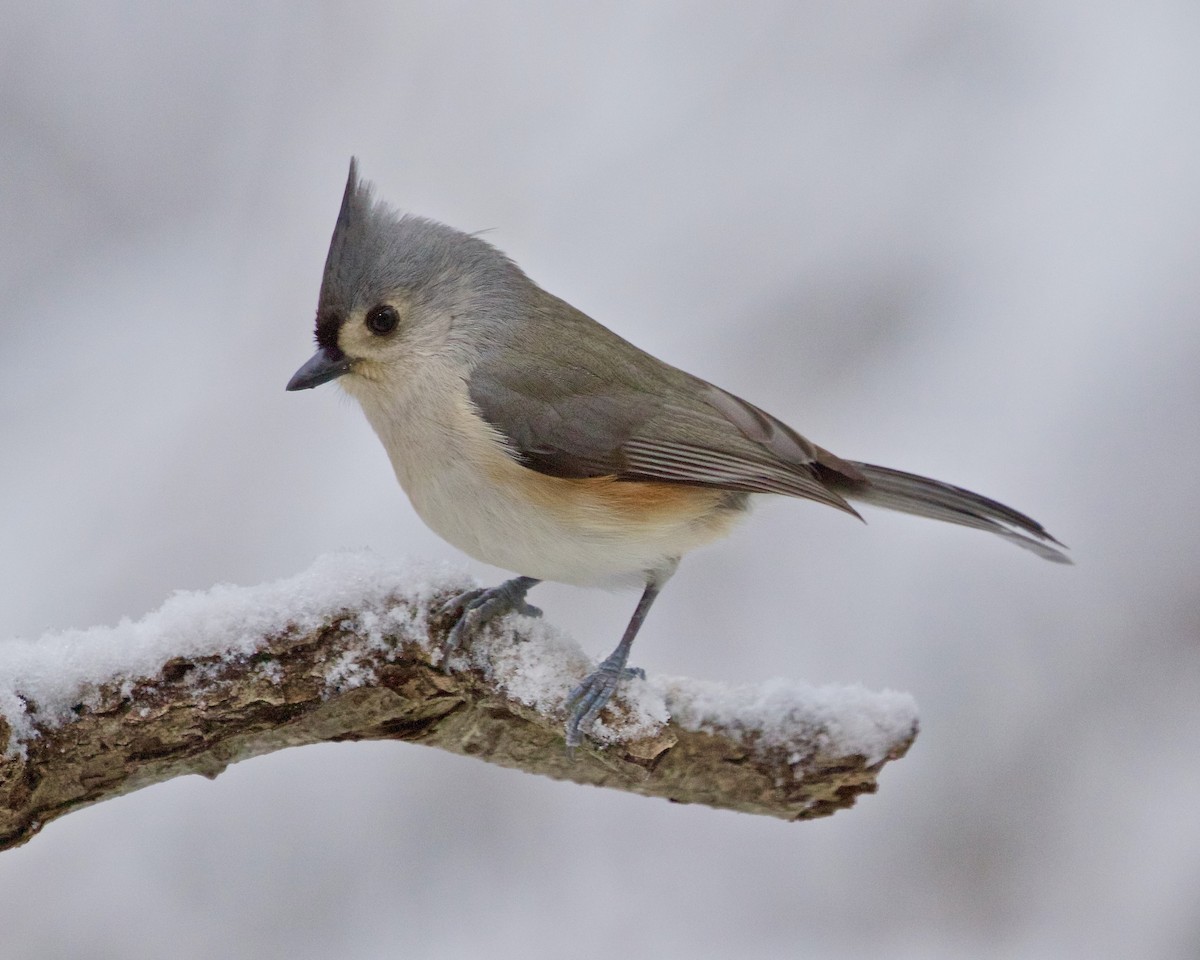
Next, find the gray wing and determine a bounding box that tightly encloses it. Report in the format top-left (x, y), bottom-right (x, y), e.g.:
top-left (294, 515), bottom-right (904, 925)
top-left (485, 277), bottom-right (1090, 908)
top-left (466, 291), bottom-right (1070, 563)
top-left (466, 292), bottom-right (863, 515)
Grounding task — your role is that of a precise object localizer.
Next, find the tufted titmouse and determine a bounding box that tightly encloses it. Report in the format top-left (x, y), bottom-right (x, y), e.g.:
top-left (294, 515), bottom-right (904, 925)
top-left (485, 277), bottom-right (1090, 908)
top-left (288, 159), bottom-right (1069, 748)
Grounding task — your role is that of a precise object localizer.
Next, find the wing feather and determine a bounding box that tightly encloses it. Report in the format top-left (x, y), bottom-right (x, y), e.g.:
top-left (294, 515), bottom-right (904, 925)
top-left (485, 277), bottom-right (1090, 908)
top-left (466, 293), bottom-right (859, 515)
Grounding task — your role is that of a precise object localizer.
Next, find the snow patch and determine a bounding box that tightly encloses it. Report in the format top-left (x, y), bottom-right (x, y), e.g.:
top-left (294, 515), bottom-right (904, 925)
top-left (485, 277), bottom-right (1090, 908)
top-left (454, 613), bottom-right (671, 744)
top-left (0, 552), bottom-right (470, 751)
top-left (659, 675), bottom-right (918, 765)
top-left (0, 551), bottom-right (917, 762)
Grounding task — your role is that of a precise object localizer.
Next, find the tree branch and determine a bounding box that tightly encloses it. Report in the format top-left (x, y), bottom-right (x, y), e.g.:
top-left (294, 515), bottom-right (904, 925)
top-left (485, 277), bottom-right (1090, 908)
top-left (0, 555), bottom-right (917, 850)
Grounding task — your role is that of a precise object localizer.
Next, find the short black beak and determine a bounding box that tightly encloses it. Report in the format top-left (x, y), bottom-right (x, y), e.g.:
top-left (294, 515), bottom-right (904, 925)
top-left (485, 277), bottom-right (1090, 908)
top-left (286, 348), bottom-right (353, 391)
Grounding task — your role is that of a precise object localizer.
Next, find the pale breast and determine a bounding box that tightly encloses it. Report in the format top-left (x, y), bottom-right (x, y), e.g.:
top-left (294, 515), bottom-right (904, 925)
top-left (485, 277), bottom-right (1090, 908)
top-left (348, 367), bottom-right (748, 586)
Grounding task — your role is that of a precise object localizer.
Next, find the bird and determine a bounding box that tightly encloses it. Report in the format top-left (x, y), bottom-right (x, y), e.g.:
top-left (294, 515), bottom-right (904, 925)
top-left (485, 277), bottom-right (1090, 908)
top-left (287, 158), bottom-right (1070, 749)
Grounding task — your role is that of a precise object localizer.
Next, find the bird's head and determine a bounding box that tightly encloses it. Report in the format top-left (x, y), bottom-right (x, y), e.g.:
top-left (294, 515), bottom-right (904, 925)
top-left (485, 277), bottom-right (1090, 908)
top-left (287, 158), bottom-right (526, 396)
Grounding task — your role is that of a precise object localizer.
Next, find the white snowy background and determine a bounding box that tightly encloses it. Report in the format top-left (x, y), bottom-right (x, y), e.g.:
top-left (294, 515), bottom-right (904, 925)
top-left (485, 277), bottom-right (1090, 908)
top-left (2, 3), bottom-right (1198, 958)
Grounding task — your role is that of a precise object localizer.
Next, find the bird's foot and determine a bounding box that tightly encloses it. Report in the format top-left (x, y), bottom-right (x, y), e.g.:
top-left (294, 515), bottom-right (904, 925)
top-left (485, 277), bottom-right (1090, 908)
top-left (563, 657), bottom-right (645, 751)
top-left (438, 576), bottom-right (541, 668)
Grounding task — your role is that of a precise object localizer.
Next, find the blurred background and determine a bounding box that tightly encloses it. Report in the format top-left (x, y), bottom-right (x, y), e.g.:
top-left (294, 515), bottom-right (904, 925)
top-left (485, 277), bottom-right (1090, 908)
top-left (2, 2), bottom-right (1198, 958)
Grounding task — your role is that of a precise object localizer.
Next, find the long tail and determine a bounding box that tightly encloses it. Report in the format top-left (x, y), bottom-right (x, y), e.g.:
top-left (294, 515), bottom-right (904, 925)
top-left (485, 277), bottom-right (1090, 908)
top-left (818, 461), bottom-right (1071, 564)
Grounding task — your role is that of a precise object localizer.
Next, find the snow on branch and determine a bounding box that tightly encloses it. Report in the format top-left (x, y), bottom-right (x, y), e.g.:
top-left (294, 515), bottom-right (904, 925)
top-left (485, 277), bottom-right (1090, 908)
top-left (0, 554), bottom-right (917, 850)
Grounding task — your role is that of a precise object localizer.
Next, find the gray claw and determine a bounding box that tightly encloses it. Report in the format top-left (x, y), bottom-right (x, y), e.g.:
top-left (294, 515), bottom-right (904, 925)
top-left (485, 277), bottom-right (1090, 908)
top-left (438, 577), bottom-right (541, 669)
top-left (563, 660), bottom-right (643, 750)
top-left (560, 577), bottom-right (662, 753)
top-left (439, 587), bottom-right (484, 616)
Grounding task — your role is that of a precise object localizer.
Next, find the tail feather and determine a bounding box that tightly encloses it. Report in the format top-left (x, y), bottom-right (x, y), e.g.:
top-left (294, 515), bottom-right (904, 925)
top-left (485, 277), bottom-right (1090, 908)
top-left (819, 461), bottom-right (1071, 564)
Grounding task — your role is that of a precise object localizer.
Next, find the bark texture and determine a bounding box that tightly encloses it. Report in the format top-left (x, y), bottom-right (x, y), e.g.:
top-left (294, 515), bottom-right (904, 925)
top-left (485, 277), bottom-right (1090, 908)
top-left (0, 588), bottom-right (916, 851)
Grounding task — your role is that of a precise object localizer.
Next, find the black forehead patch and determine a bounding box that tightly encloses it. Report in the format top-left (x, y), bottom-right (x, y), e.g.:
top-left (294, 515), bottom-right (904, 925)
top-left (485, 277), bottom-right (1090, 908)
top-left (315, 312), bottom-right (344, 353)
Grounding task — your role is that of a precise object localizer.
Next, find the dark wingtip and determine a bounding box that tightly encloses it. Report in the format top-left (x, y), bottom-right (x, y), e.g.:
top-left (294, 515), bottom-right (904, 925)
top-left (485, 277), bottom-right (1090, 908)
top-left (832, 461), bottom-right (1074, 564)
top-left (1037, 538), bottom-right (1074, 564)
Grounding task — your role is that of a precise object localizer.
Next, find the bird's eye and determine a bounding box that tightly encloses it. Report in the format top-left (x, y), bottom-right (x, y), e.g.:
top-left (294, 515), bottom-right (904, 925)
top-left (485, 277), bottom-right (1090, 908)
top-left (365, 304), bottom-right (400, 336)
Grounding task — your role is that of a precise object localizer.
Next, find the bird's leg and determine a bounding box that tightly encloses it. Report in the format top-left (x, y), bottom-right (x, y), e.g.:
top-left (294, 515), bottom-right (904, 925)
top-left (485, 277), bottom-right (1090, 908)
top-left (564, 579), bottom-right (663, 750)
top-left (439, 576), bottom-right (542, 666)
